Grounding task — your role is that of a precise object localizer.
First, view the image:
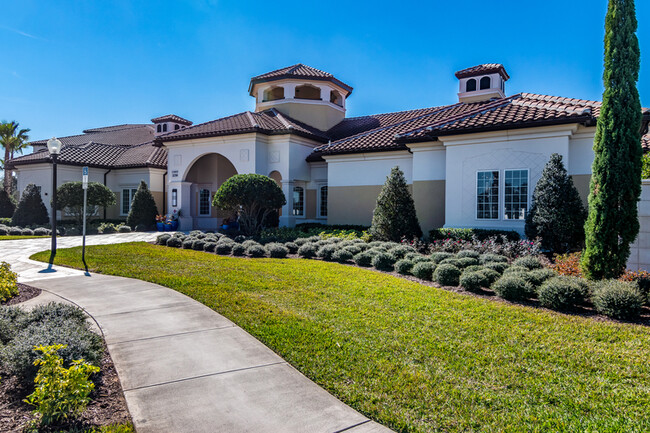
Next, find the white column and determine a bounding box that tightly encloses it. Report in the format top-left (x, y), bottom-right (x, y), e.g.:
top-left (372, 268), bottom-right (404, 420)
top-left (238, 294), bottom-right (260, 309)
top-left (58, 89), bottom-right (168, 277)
top-left (284, 83), bottom-right (297, 100)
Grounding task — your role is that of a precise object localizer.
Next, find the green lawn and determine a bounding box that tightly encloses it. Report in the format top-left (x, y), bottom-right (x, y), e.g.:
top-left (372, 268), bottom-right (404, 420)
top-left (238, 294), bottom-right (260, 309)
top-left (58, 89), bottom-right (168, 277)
top-left (33, 243), bottom-right (650, 433)
top-left (0, 235), bottom-right (49, 241)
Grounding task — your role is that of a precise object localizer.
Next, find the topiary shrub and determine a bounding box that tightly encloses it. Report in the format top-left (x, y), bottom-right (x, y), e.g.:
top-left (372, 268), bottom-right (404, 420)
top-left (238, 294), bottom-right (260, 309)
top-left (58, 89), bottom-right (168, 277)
top-left (513, 256), bottom-right (543, 270)
top-left (203, 242), bottom-right (217, 252)
top-left (0, 225), bottom-right (8, 235)
top-left (284, 242), bottom-right (299, 254)
top-left (433, 264), bottom-right (461, 286)
top-left (394, 259), bottom-right (414, 275)
top-left (527, 268), bottom-right (556, 287)
top-left (332, 249), bottom-right (353, 263)
top-left (12, 184), bottom-right (49, 227)
top-left (503, 265), bottom-right (529, 275)
top-left (241, 239), bottom-right (259, 249)
top-left (372, 252), bottom-right (395, 271)
top-left (353, 252), bottom-right (373, 267)
top-left (9, 227), bottom-right (21, 236)
top-left (182, 239), bottom-right (194, 249)
top-left (538, 276), bottom-right (589, 311)
top-left (479, 268), bottom-right (501, 286)
top-left (247, 244), bottom-right (267, 258)
top-left (297, 243), bottom-right (318, 259)
top-left (234, 234), bottom-right (247, 243)
top-left (412, 262), bottom-right (436, 281)
top-left (463, 265), bottom-right (484, 274)
top-left (460, 272), bottom-right (489, 292)
top-left (0, 189), bottom-right (16, 218)
top-left (156, 234), bottom-right (171, 245)
top-left (192, 240), bottom-right (206, 251)
top-left (592, 280), bottom-right (644, 320)
top-left (439, 258), bottom-right (462, 268)
top-left (266, 243), bottom-right (289, 258)
top-left (33, 227), bottom-right (50, 236)
top-left (479, 253), bottom-right (508, 264)
top-left (166, 237), bottom-right (182, 248)
top-left (126, 180), bottom-right (158, 230)
top-left (231, 244), bottom-right (246, 256)
top-left (215, 243), bottom-right (233, 255)
top-left (456, 257), bottom-right (479, 269)
top-left (484, 262), bottom-right (509, 274)
top-left (492, 275), bottom-right (533, 301)
top-left (456, 250), bottom-right (480, 259)
top-left (117, 225), bottom-right (131, 233)
top-left (21, 228), bottom-right (34, 236)
top-left (343, 245), bottom-right (363, 256)
top-left (317, 245), bottom-right (337, 261)
top-left (388, 245), bottom-right (416, 260)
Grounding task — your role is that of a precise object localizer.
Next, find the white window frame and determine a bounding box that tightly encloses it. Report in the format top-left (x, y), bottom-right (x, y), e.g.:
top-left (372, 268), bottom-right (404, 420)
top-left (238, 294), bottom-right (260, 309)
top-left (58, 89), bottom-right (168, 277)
top-left (171, 189), bottom-right (178, 207)
top-left (292, 184), bottom-right (305, 217)
top-left (503, 168), bottom-right (529, 221)
top-left (121, 187), bottom-right (138, 216)
top-left (476, 170), bottom-right (500, 221)
top-left (198, 188), bottom-right (211, 216)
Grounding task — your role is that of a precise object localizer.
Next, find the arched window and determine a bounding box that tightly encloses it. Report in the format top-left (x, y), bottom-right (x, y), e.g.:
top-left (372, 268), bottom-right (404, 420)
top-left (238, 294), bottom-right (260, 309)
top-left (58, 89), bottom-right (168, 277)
top-left (292, 186), bottom-right (304, 216)
top-left (156, 124), bottom-right (162, 133)
top-left (162, 124), bottom-right (168, 132)
top-left (330, 90), bottom-right (343, 106)
top-left (480, 76), bottom-right (491, 90)
top-left (174, 124), bottom-right (180, 130)
top-left (263, 86), bottom-right (285, 102)
top-left (466, 78), bottom-right (477, 92)
top-left (295, 84), bottom-right (321, 100)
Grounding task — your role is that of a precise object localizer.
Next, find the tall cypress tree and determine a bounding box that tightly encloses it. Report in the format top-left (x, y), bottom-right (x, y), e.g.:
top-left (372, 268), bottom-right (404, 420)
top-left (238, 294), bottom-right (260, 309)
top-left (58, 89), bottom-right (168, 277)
top-left (582, 0), bottom-right (642, 279)
top-left (369, 166), bottom-right (422, 241)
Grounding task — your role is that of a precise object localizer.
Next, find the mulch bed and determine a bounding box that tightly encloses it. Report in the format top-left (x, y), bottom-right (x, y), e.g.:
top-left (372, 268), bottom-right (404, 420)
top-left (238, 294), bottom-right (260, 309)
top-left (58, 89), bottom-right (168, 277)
top-left (3, 284), bottom-right (42, 306)
top-left (0, 344), bottom-right (131, 432)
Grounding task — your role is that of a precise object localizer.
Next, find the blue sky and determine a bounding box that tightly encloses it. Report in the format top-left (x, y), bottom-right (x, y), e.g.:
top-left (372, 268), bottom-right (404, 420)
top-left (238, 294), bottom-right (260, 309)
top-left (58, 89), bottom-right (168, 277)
top-left (1, 0), bottom-right (649, 151)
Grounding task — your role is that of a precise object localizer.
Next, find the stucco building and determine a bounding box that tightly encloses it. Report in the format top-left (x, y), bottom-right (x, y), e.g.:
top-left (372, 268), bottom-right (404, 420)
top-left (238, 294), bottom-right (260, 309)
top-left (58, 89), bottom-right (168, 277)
top-left (8, 63), bottom-right (650, 234)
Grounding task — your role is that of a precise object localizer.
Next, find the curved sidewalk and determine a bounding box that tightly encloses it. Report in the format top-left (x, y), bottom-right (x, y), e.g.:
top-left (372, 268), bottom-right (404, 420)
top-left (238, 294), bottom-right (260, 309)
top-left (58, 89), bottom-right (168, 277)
top-left (2, 235), bottom-right (392, 433)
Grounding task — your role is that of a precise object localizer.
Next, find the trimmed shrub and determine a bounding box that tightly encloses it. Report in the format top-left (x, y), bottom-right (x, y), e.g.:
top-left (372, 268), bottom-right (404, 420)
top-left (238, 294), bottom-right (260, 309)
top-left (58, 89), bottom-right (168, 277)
top-left (456, 250), bottom-right (480, 259)
top-left (117, 225), bottom-right (131, 233)
top-left (394, 259), bottom-right (414, 275)
top-left (538, 276), bottom-right (589, 311)
top-left (12, 184), bottom-right (49, 227)
top-left (463, 265), bottom-right (484, 274)
top-left (242, 239), bottom-right (259, 249)
top-left (456, 257), bottom-right (479, 269)
top-left (439, 258), bottom-right (463, 268)
top-left (297, 243), bottom-right (318, 259)
top-left (513, 256), bottom-right (543, 270)
top-left (9, 227), bottom-right (21, 236)
top-left (0, 306), bottom-right (25, 343)
top-left (343, 245), bottom-right (363, 256)
top-left (412, 262), bottom-right (436, 281)
top-left (592, 280), bottom-right (644, 320)
top-left (484, 262), bottom-right (509, 274)
top-left (294, 237), bottom-right (310, 246)
top-left (460, 271), bottom-right (489, 292)
top-left (388, 245), bottom-right (416, 260)
top-left (372, 252), bottom-right (395, 271)
top-left (166, 237), bottom-right (182, 248)
top-left (231, 244), bottom-right (246, 256)
top-left (0, 225), bottom-right (8, 235)
top-left (156, 234), bottom-right (171, 245)
top-left (433, 264), bottom-right (461, 286)
top-left (284, 242), bottom-right (299, 254)
top-left (0, 189), bottom-right (16, 218)
top-left (181, 239), bottom-right (194, 249)
top-left (332, 249), bottom-right (353, 263)
top-left (317, 245), bottom-right (338, 261)
top-left (217, 237), bottom-right (235, 245)
top-left (247, 244), bottom-right (267, 258)
top-left (353, 252), bottom-right (373, 267)
top-left (203, 242), bottom-right (217, 252)
top-left (266, 243), bottom-right (289, 258)
top-left (215, 243), bottom-right (233, 255)
top-left (492, 275), bottom-right (533, 301)
top-left (21, 228), bottom-right (34, 236)
top-left (503, 266), bottom-right (529, 275)
top-left (431, 252), bottom-right (453, 264)
top-left (527, 268), bottom-right (556, 287)
top-left (479, 253), bottom-right (508, 264)
top-left (192, 240), bottom-right (206, 251)
top-left (234, 234), bottom-right (247, 243)
top-left (126, 181), bottom-right (158, 230)
top-left (478, 268), bottom-right (501, 286)
top-left (33, 227), bottom-right (50, 236)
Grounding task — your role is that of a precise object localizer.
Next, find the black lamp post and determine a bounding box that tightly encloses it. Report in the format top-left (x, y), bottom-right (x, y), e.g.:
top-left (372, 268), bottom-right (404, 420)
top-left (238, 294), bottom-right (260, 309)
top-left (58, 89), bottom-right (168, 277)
top-left (47, 137), bottom-right (62, 266)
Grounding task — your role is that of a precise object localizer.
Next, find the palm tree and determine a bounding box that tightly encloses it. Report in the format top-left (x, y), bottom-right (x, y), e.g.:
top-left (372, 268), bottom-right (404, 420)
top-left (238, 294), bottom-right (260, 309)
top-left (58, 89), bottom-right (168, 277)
top-left (0, 121), bottom-right (30, 195)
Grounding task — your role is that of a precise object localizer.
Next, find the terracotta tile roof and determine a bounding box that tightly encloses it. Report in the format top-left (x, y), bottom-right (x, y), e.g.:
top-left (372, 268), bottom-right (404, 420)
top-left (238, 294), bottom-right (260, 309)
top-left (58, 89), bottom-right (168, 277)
top-left (455, 63), bottom-right (510, 80)
top-left (151, 114), bottom-right (193, 125)
top-left (156, 109), bottom-right (330, 143)
top-left (31, 124), bottom-right (155, 147)
top-left (248, 63), bottom-right (353, 95)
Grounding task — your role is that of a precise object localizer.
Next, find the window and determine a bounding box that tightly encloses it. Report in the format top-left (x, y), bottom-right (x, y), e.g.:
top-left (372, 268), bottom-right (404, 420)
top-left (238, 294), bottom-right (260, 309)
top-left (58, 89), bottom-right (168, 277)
top-left (199, 189), bottom-right (211, 216)
top-left (330, 90), bottom-right (342, 106)
top-left (466, 78), bottom-right (477, 92)
top-left (171, 189), bottom-right (178, 207)
top-left (292, 186), bottom-right (304, 216)
top-left (156, 124), bottom-right (162, 133)
top-left (477, 171), bottom-right (499, 219)
top-left (122, 188), bottom-right (138, 215)
top-left (294, 84), bottom-right (321, 100)
top-left (504, 170), bottom-right (528, 220)
top-left (163, 124), bottom-right (168, 132)
top-left (174, 124), bottom-right (180, 130)
top-left (480, 76), bottom-right (491, 90)
top-left (263, 86), bottom-right (284, 102)
top-left (319, 186), bottom-right (328, 217)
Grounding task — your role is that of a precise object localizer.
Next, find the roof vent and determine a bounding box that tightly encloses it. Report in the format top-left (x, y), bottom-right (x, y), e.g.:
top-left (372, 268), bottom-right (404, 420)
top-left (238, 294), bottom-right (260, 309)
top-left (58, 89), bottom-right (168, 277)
top-left (455, 64), bottom-right (509, 104)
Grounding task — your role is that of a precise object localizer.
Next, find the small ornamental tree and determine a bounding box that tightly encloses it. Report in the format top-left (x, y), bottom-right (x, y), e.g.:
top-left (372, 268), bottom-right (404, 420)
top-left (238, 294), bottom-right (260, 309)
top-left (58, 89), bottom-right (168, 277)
top-left (582, 0), bottom-right (643, 279)
top-left (12, 183), bottom-right (49, 226)
top-left (56, 181), bottom-right (116, 226)
top-left (126, 180), bottom-right (158, 229)
top-left (0, 188), bottom-right (16, 218)
top-left (212, 174), bottom-right (286, 235)
top-left (369, 166), bottom-right (422, 242)
top-left (525, 154), bottom-right (587, 253)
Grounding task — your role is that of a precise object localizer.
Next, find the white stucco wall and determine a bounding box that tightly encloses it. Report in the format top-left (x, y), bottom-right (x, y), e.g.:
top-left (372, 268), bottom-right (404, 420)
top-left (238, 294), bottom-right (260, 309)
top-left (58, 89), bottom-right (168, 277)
top-left (325, 151), bottom-right (413, 187)
top-left (628, 180), bottom-right (650, 271)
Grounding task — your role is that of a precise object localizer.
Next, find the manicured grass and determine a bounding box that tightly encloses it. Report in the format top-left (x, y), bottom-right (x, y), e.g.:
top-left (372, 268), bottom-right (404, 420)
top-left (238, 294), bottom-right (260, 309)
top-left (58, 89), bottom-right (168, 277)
top-left (0, 235), bottom-right (49, 241)
top-left (33, 243), bottom-right (650, 433)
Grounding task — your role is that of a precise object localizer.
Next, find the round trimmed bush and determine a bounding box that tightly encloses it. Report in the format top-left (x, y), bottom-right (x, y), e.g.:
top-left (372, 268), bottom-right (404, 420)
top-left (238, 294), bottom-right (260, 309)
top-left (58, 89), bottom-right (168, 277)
top-left (372, 252), bottom-right (395, 271)
top-left (266, 243), bottom-right (289, 258)
top-left (192, 240), bottom-right (206, 251)
top-left (492, 275), bottom-right (533, 301)
top-left (394, 259), bottom-right (414, 275)
top-left (484, 262), bottom-right (509, 274)
top-left (479, 253), bottom-right (508, 264)
top-left (294, 238), bottom-right (310, 246)
top-left (298, 243), bottom-right (318, 259)
top-left (456, 250), bottom-right (480, 259)
top-left (343, 245), bottom-right (362, 256)
top-left (247, 244), bottom-right (267, 258)
top-left (503, 265), bottom-right (529, 275)
top-left (456, 257), bottom-right (479, 269)
top-left (332, 249), bottom-right (353, 263)
top-left (242, 239), bottom-right (259, 249)
top-left (166, 237), bottom-right (182, 248)
top-left (0, 226), bottom-right (8, 235)
top-left (430, 252), bottom-right (453, 264)
top-left (433, 264), bottom-right (461, 286)
top-left (156, 234), bottom-right (171, 245)
top-left (218, 237), bottom-right (235, 245)
top-left (284, 242), bottom-right (299, 254)
top-left (460, 271), bottom-right (488, 292)
top-left (592, 280), bottom-right (644, 320)
top-left (231, 244), bottom-right (246, 256)
top-left (538, 276), bottom-right (588, 311)
top-left (215, 243), bottom-right (233, 255)
top-left (182, 239), bottom-right (194, 249)
top-left (9, 227), bottom-right (22, 236)
top-left (353, 252), bottom-right (373, 267)
top-left (439, 258), bottom-right (463, 268)
top-left (412, 262), bottom-right (436, 281)
top-left (204, 242), bottom-right (217, 252)
top-left (513, 255), bottom-right (543, 270)
top-left (463, 265), bottom-right (484, 274)
top-left (33, 227), bottom-right (50, 236)
top-left (527, 268), bottom-right (556, 287)
top-left (388, 245), bottom-right (416, 260)
top-left (21, 228), bottom-right (34, 236)
top-left (478, 268), bottom-right (501, 286)
top-left (117, 225), bottom-right (132, 233)
top-left (234, 235), bottom-right (247, 243)
top-left (317, 245), bottom-right (337, 261)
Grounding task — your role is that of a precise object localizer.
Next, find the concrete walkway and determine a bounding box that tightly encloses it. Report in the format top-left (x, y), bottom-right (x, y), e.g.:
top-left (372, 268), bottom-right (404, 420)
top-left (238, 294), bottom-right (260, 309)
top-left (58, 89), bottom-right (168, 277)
top-left (1, 234), bottom-right (392, 433)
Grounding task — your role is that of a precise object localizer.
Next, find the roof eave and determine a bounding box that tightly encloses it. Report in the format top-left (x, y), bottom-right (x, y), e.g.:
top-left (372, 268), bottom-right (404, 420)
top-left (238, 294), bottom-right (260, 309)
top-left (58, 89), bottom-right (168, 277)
top-left (248, 75), bottom-right (353, 96)
top-left (157, 128), bottom-right (329, 144)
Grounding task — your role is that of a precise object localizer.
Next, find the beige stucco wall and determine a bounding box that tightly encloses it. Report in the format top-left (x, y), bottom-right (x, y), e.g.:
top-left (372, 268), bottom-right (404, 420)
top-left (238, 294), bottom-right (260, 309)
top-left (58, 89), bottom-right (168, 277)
top-left (273, 102), bottom-right (344, 131)
top-left (413, 180), bottom-right (445, 234)
top-left (571, 174), bottom-right (590, 208)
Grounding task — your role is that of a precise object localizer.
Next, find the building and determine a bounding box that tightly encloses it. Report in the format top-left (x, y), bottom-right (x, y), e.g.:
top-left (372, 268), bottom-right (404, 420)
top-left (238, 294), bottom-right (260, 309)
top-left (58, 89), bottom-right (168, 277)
top-left (8, 63), bottom-right (650, 234)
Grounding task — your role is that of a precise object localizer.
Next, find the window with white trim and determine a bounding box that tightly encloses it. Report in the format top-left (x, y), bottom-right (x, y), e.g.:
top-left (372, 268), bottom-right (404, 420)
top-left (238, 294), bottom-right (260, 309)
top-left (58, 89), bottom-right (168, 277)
top-left (504, 169), bottom-right (528, 220)
top-left (476, 171), bottom-right (499, 220)
top-left (171, 189), bottom-right (178, 207)
top-left (292, 186), bottom-right (304, 216)
top-left (199, 189), bottom-right (211, 216)
top-left (121, 188), bottom-right (138, 215)
top-left (319, 186), bottom-right (328, 217)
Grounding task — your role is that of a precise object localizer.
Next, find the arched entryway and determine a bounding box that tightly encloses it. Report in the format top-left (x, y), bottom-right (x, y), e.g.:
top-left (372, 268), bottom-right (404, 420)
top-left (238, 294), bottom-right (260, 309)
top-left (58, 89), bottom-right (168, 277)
top-left (183, 153), bottom-right (237, 229)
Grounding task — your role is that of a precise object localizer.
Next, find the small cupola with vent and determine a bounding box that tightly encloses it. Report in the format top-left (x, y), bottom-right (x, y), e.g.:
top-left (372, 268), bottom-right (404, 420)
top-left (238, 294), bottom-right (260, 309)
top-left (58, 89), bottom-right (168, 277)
top-left (455, 63), bottom-right (509, 103)
top-left (151, 114), bottom-right (193, 136)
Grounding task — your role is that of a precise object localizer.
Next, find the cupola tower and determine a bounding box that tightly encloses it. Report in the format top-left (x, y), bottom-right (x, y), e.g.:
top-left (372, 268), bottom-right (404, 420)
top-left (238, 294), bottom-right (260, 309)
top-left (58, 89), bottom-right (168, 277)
top-left (455, 64), bottom-right (509, 103)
